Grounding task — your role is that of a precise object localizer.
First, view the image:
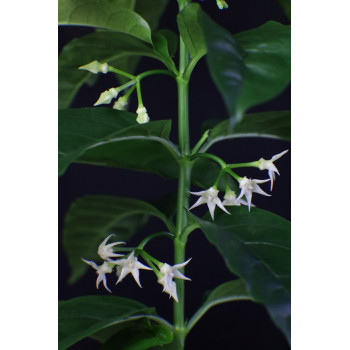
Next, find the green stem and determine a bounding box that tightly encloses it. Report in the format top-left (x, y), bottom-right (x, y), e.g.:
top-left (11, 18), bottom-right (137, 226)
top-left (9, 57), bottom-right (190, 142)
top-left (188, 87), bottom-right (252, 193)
top-left (228, 161), bottom-right (259, 169)
top-left (174, 2), bottom-right (192, 346)
top-left (137, 69), bottom-right (175, 80)
top-left (191, 152), bottom-right (227, 169)
top-left (108, 66), bottom-right (135, 80)
top-left (136, 81), bottom-right (144, 107)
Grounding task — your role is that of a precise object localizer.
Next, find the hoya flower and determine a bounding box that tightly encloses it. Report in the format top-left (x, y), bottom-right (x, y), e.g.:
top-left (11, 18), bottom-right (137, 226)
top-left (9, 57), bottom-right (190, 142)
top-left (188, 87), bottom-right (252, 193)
top-left (81, 259), bottom-right (114, 293)
top-left (113, 96), bottom-right (128, 111)
top-left (114, 251), bottom-right (152, 288)
top-left (189, 186), bottom-right (230, 220)
top-left (216, 0), bottom-right (228, 10)
top-left (78, 60), bottom-right (108, 74)
top-left (258, 150), bottom-right (289, 190)
top-left (98, 234), bottom-right (125, 262)
top-left (136, 106), bottom-right (150, 124)
top-left (94, 87), bottom-right (119, 106)
top-left (158, 259), bottom-right (191, 302)
top-left (237, 177), bottom-right (270, 211)
top-left (222, 190), bottom-right (252, 207)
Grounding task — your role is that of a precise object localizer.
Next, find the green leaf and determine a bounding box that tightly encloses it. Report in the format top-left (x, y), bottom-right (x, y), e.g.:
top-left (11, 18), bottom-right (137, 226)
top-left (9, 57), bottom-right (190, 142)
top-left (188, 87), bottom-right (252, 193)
top-left (134, 0), bottom-right (169, 31)
top-left (190, 207), bottom-right (291, 343)
top-left (152, 31), bottom-right (178, 73)
top-left (58, 107), bottom-right (179, 176)
top-left (274, 0), bottom-right (291, 21)
top-left (58, 0), bottom-right (152, 42)
top-left (157, 29), bottom-right (178, 57)
top-left (201, 110), bottom-right (291, 152)
top-left (203, 16), bottom-right (290, 126)
top-left (62, 195), bottom-right (174, 284)
top-left (58, 295), bottom-right (172, 350)
top-left (187, 279), bottom-right (251, 332)
top-left (99, 318), bottom-right (173, 350)
top-left (58, 31), bottom-right (161, 109)
top-left (177, 3), bottom-right (206, 60)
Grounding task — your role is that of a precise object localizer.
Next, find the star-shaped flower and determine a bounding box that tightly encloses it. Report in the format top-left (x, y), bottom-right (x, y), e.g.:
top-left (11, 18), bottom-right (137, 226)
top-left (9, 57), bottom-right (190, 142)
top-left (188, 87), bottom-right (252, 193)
top-left (189, 186), bottom-right (230, 220)
top-left (98, 234), bottom-right (125, 262)
top-left (114, 251), bottom-right (152, 288)
top-left (222, 190), bottom-right (253, 207)
top-left (158, 259), bottom-right (191, 302)
top-left (78, 60), bottom-right (109, 74)
top-left (81, 259), bottom-right (113, 293)
top-left (136, 106), bottom-right (150, 124)
top-left (259, 149), bottom-right (289, 190)
top-left (94, 87), bottom-right (119, 106)
top-left (237, 177), bottom-right (271, 211)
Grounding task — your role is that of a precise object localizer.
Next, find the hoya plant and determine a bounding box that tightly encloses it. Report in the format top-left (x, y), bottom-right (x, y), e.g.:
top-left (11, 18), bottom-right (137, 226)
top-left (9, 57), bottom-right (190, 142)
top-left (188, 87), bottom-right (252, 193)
top-left (58, 0), bottom-right (291, 349)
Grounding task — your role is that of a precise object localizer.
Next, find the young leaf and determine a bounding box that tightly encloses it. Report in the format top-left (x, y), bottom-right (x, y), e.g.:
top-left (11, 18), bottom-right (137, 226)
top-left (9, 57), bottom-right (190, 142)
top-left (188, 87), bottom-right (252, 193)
top-left (177, 3), bottom-right (207, 61)
top-left (63, 195), bottom-right (174, 284)
top-left (187, 279), bottom-right (251, 332)
top-left (152, 31), bottom-right (178, 73)
top-left (190, 207), bottom-right (291, 343)
top-left (58, 295), bottom-right (172, 350)
top-left (203, 15), bottom-right (290, 126)
top-left (200, 111), bottom-right (291, 152)
top-left (58, 0), bottom-right (152, 42)
top-left (58, 31), bottom-right (162, 109)
top-left (58, 108), bottom-right (180, 177)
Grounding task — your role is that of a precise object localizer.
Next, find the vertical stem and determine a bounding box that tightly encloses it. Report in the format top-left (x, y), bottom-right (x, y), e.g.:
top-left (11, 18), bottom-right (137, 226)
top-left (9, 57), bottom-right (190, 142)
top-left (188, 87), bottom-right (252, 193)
top-left (174, 1), bottom-right (191, 348)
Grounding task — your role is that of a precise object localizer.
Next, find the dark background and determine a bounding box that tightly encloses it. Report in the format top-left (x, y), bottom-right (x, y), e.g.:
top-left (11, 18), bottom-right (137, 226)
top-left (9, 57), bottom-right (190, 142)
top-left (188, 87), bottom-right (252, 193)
top-left (58, 0), bottom-right (291, 349)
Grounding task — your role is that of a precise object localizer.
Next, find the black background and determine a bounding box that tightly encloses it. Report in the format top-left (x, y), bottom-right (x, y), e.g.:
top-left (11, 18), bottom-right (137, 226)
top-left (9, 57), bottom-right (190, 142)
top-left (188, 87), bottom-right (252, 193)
top-left (58, 0), bottom-right (291, 349)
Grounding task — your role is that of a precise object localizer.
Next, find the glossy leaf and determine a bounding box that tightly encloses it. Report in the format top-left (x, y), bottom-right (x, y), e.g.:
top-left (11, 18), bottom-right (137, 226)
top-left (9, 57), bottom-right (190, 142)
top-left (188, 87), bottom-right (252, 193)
top-left (203, 16), bottom-right (290, 126)
top-left (58, 295), bottom-right (172, 350)
top-left (190, 207), bottom-right (291, 343)
top-left (99, 318), bottom-right (173, 350)
top-left (58, 31), bottom-right (161, 109)
top-left (58, 0), bottom-right (152, 42)
top-left (134, 0), bottom-right (169, 31)
top-left (200, 110), bottom-right (291, 152)
top-left (177, 3), bottom-right (206, 60)
top-left (58, 107), bottom-right (179, 176)
top-left (187, 279), bottom-right (251, 332)
top-left (63, 195), bottom-right (173, 284)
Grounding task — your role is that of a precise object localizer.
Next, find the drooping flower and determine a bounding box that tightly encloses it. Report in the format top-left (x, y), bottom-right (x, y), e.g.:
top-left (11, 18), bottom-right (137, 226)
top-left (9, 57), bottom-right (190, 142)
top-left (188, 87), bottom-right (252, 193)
top-left (136, 106), bottom-right (150, 124)
top-left (158, 259), bottom-right (191, 302)
top-left (97, 234), bottom-right (125, 262)
top-left (189, 186), bottom-right (230, 220)
top-left (81, 259), bottom-right (114, 293)
top-left (222, 190), bottom-right (252, 207)
top-left (78, 60), bottom-right (109, 74)
top-left (113, 96), bottom-right (128, 111)
top-left (258, 150), bottom-right (289, 190)
top-left (94, 87), bottom-right (119, 106)
top-left (237, 177), bottom-right (271, 211)
top-left (114, 251), bottom-right (152, 288)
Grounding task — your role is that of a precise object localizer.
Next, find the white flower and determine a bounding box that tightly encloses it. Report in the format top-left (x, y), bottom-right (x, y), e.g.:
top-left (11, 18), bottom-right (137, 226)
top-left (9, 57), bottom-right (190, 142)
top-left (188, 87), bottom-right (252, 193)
top-left (158, 259), bottom-right (191, 302)
top-left (81, 259), bottom-right (113, 293)
top-left (222, 190), bottom-right (253, 207)
top-left (259, 150), bottom-right (289, 190)
top-left (114, 251), bottom-right (152, 288)
top-left (98, 234), bottom-right (125, 262)
top-left (94, 87), bottom-right (118, 106)
top-left (237, 177), bottom-right (271, 211)
top-left (189, 186), bottom-right (230, 220)
top-left (113, 96), bottom-right (128, 111)
top-left (136, 106), bottom-right (150, 124)
top-left (78, 60), bottom-right (108, 74)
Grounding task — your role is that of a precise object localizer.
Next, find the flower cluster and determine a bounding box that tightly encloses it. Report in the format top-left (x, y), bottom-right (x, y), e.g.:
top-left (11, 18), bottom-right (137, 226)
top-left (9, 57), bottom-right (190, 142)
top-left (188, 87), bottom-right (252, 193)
top-left (189, 150), bottom-right (288, 219)
top-left (82, 234), bottom-right (191, 301)
top-left (78, 60), bottom-right (150, 124)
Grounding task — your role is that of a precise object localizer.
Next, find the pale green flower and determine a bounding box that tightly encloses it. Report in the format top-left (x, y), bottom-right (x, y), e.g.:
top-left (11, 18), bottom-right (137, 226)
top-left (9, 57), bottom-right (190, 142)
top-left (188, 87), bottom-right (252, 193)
top-left (136, 106), bottom-right (150, 124)
top-left (94, 88), bottom-right (118, 106)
